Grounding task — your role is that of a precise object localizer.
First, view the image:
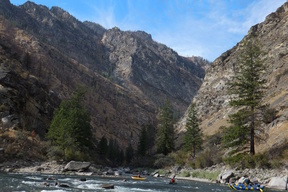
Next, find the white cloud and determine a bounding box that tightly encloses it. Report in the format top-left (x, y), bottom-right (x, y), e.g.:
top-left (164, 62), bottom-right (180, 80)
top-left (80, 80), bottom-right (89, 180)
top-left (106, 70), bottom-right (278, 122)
top-left (157, 0), bottom-right (287, 61)
top-left (216, 0), bottom-right (286, 34)
top-left (90, 4), bottom-right (117, 29)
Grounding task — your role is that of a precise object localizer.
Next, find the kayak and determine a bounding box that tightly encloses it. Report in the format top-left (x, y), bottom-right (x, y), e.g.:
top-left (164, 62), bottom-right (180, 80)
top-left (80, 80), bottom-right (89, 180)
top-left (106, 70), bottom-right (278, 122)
top-left (169, 179), bottom-right (177, 184)
top-left (228, 183), bottom-right (264, 192)
top-left (131, 176), bottom-right (146, 180)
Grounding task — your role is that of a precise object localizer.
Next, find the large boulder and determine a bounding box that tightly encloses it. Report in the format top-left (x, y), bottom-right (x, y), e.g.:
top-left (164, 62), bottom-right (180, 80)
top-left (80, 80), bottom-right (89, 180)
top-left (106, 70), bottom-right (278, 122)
top-left (218, 170), bottom-right (234, 184)
top-left (267, 176), bottom-right (287, 190)
top-left (64, 161), bottom-right (91, 172)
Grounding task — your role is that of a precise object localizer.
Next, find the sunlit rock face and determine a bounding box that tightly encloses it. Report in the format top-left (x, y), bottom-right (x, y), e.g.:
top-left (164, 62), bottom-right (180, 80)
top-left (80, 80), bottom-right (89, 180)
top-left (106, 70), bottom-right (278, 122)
top-left (176, 2), bottom-right (288, 153)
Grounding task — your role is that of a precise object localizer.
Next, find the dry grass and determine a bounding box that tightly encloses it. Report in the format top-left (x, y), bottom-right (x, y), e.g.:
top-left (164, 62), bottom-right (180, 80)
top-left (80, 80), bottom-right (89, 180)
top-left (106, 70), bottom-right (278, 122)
top-left (0, 128), bottom-right (48, 162)
top-left (256, 122), bottom-right (288, 153)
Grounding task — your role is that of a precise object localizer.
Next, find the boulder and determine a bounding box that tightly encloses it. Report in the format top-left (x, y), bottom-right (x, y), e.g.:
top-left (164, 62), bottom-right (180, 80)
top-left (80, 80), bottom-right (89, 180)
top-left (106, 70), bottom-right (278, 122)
top-left (114, 171), bottom-right (121, 176)
top-left (55, 182), bottom-right (70, 188)
top-left (100, 184), bottom-right (114, 189)
top-left (64, 161), bottom-right (91, 172)
top-left (238, 176), bottom-right (246, 184)
top-left (267, 176), bottom-right (287, 190)
top-left (218, 170), bottom-right (234, 184)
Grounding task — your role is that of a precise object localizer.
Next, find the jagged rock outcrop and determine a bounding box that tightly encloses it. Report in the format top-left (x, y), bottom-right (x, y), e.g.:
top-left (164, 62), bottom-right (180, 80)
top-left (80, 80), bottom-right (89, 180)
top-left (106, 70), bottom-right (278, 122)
top-left (102, 28), bottom-right (204, 112)
top-left (0, 0), bottom-right (204, 152)
top-left (176, 2), bottom-right (288, 154)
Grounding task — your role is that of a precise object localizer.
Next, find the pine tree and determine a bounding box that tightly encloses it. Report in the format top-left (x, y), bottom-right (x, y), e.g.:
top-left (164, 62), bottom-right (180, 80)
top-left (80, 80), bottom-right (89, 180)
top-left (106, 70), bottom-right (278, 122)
top-left (137, 125), bottom-right (148, 156)
top-left (47, 87), bottom-right (93, 160)
top-left (125, 144), bottom-right (134, 164)
top-left (183, 103), bottom-right (203, 158)
top-left (225, 36), bottom-right (266, 155)
top-left (98, 136), bottom-right (108, 157)
top-left (156, 100), bottom-right (175, 155)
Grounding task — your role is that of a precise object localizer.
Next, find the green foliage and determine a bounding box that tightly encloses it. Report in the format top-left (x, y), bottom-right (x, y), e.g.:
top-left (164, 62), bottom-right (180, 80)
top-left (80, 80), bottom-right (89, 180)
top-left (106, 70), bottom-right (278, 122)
top-left (171, 150), bottom-right (189, 166)
top-left (179, 170), bottom-right (190, 177)
top-left (137, 125), bottom-right (148, 156)
top-left (183, 103), bottom-right (203, 158)
top-left (107, 139), bottom-right (124, 165)
top-left (270, 159), bottom-right (282, 168)
top-left (253, 153), bottom-right (270, 168)
top-left (125, 144), bottom-right (134, 164)
top-left (190, 170), bottom-right (220, 181)
top-left (226, 36), bottom-right (266, 155)
top-left (194, 149), bottom-right (216, 169)
top-left (153, 153), bottom-right (175, 168)
top-left (46, 87), bottom-right (93, 161)
top-left (224, 153), bottom-right (270, 169)
top-left (156, 100), bottom-right (175, 155)
top-left (47, 146), bottom-right (64, 160)
top-left (0, 103), bottom-right (7, 112)
top-left (98, 136), bottom-right (108, 157)
top-left (224, 153), bottom-right (247, 167)
top-left (262, 106), bottom-right (278, 124)
top-left (222, 110), bottom-right (250, 149)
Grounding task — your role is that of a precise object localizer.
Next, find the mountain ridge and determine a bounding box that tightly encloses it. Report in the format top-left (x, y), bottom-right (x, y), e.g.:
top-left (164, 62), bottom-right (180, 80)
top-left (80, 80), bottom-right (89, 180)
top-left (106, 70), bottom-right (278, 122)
top-left (0, 0), bottom-right (206, 155)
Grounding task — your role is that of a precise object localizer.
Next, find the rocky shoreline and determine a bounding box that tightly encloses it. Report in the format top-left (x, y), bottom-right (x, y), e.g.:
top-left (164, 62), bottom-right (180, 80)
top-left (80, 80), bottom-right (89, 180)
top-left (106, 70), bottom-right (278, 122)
top-left (1, 161), bottom-right (287, 191)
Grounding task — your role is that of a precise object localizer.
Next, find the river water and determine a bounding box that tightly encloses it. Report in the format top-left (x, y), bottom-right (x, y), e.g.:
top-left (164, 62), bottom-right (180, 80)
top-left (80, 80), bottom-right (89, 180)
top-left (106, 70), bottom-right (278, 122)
top-left (0, 172), bottom-right (283, 192)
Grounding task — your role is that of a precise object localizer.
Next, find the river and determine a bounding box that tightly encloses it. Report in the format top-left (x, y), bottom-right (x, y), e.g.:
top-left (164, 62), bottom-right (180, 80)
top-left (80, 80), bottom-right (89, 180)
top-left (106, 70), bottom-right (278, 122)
top-left (0, 172), bottom-right (283, 192)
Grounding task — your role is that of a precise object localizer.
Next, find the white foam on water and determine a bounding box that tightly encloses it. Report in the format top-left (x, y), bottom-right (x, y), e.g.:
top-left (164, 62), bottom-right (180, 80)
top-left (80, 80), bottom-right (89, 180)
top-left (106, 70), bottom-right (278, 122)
top-left (25, 176), bottom-right (43, 180)
top-left (115, 186), bottom-right (159, 192)
top-left (77, 183), bottom-right (101, 190)
top-left (22, 181), bottom-right (38, 186)
top-left (58, 178), bottom-right (74, 182)
top-left (41, 190), bottom-right (67, 192)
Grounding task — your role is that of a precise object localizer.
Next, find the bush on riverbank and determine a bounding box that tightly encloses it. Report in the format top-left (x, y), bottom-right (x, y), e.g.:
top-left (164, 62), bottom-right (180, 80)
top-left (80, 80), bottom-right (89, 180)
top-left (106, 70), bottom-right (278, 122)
top-left (178, 169), bottom-right (220, 181)
top-left (224, 152), bottom-right (276, 169)
top-left (0, 129), bottom-right (48, 162)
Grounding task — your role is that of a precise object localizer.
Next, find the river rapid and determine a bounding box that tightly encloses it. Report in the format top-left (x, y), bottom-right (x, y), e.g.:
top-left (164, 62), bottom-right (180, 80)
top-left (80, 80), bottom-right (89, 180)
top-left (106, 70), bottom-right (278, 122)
top-left (0, 172), bottom-right (283, 192)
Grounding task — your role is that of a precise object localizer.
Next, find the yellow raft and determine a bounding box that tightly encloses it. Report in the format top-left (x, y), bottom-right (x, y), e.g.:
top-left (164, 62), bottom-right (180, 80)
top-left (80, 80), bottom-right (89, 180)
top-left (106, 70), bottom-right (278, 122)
top-left (131, 176), bottom-right (146, 180)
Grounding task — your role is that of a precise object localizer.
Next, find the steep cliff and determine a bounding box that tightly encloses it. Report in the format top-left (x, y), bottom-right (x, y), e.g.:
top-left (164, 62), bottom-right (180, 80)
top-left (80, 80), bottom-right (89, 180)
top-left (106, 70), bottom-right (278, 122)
top-left (177, 2), bottom-right (288, 154)
top-left (0, 0), bottom-right (204, 152)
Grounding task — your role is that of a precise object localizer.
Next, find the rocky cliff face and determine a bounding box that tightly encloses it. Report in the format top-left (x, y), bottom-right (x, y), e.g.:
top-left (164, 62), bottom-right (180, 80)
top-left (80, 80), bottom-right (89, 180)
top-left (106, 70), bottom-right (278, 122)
top-left (0, 1), bottom-right (204, 150)
top-left (176, 2), bottom-right (288, 153)
top-left (102, 27), bottom-right (204, 112)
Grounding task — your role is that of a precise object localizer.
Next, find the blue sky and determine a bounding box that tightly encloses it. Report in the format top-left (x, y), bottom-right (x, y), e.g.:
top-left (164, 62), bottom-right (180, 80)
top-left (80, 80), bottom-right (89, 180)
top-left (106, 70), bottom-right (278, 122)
top-left (10, 0), bottom-right (287, 61)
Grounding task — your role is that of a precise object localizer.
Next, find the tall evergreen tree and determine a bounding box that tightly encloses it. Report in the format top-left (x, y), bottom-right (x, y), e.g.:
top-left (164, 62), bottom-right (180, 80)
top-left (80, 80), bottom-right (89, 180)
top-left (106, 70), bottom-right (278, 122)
top-left (137, 125), bottom-right (148, 156)
top-left (107, 139), bottom-right (116, 162)
top-left (98, 136), bottom-right (108, 157)
top-left (183, 103), bottom-right (203, 158)
top-left (125, 144), bottom-right (134, 164)
top-left (47, 87), bottom-right (93, 160)
top-left (156, 100), bottom-right (175, 155)
top-left (225, 36), bottom-right (266, 155)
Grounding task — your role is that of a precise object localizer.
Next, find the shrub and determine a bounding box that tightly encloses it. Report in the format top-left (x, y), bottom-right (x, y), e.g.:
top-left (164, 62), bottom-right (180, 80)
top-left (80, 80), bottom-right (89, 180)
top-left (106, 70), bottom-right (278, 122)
top-left (179, 170), bottom-right (190, 177)
top-left (47, 146), bottom-right (64, 160)
top-left (224, 153), bottom-right (246, 167)
top-left (224, 152), bottom-right (271, 169)
top-left (254, 153), bottom-right (270, 168)
top-left (194, 149), bottom-right (215, 169)
top-left (153, 154), bottom-right (175, 168)
top-left (65, 148), bottom-right (88, 161)
top-left (263, 107), bottom-right (278, 124)
top-left (191, 170), bottom-right (220, 181)
top-left (170, 150), bottom-right (188, 166)
top-left (243, 155), bottom-right (256, 168)
top-left (270, 159), bottom-right (282, 168)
